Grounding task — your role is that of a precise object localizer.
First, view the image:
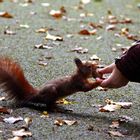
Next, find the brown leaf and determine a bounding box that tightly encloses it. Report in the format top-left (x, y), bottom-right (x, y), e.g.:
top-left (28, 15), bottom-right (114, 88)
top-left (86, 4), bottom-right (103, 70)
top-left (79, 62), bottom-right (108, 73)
top-left (34, 44), bottom-right (53, 49)
top-left (46, 31), bottom-right (63, 41)
top-left (70, 47), bottom-right (88, 54)
top-left (8, 136), bottom-right (23, 140)
top-left (41, 3), bottom-right (50, 7)
top-left (89, 54), bottom-right (101, 61)
top-left (12, 128), bottom-right (32, 137)
top-left (106, 24), bottom-right (116, 31)
top-left (109, 121), bottom-right (119, 128)
top-left (0, 106), bottom-right (12, 114)
top-left (0, 96), bottom-right (6, 101)
top-left (119, 115), bottom-right (133, 123)
top-left (49, 10), bottom-right (63, 19)
top-left (35, 28), bottom-right (48, 33)
top-left (0, 11), bottom-right (13, 18)
top-left (108, 131), bottom-right (124, 137)
top-left (54, 119), bottom-right (77, 126)
top-left (89, 22), bottom-right (103, 29)
top-left (38, 61), bottom-right (48, 66)
top-left (4, 30), bottom-right (16, 35)
top-left (78, 29), bottom-right (97, 35)
top-left (24, 117), bottom-right (32, 126)
top-left (99, 104), bottom-right (121, 112)
top-left (3, 116), bottom-right (23, 124)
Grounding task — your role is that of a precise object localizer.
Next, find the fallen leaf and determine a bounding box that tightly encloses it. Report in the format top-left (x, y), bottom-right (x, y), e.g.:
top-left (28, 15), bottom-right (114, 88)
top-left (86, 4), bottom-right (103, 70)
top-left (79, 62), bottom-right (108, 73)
top-left (99, 99), bottom-right (132, 112)
top-left (106, 99), bottom-right (132, 109)
top-left (41, 111), bottom-right (49, 118)
top-left (34, 44), bottom-right (53, 49)
top-left (46, 31), bottom-right (63, 41)
top-left (56, 98), bottom-right (76, 105)
top-left (8, 136), bottom-right (23, 140)
top-left (108, 131), bottom-right (124, 137)
top-left (41, 3), bottom-right (50, 7)
top-left (87, 125), bottom-right (94, 131)
top-left (111, 47), bottom-right (117, 52)
top-left (12, 128), bottom-right (32, 137)
top-left (49, 10), bottom-right (63, 19)
top-left (89, 54), bottom-right (101, 61)
top-left (89, 22), bottom-right (103, 29)
top-left (99, 104), bottom-right (121, 112)
top-left (96, 86), bottom-right (108, 91)
top-left (78, 29), bottom-right (97, 35)
top-left (0, 11), bottom-right (13, 18)
top-left (54, 119), bottom-right (77, 126)
top-left (38, 61), bottom-right (48, 66)
top-left (54, 119), bottom-right (64, 126)
top-left (24, 0), bottom-right (33, 3)
top-left (80, 0), bottom-right (91, 4)
top-left (70, 47), bottom-right (88, 54)
top-left (63, 120), bottom-right (77, 126)
top-left (3, 116), bottom-right (23, 124)
top-left (4, 29), bottom-right (16, 35)
top-left (0, 96), bottom-right (6, 101)
top-left (0, 106), bottom-right (12, 114)
top-left (24, 117), bottom-right (32, 126)
top-left (106, 24), bottom-right (116, 31)
top-left (109, 120), bottom-right (119, 128)
top-left (35, 28), bottom-right (48, 33)
top-left (119, 115), bottom-right (133, 122)
top-left (19, 24), bottom-right (30, 29)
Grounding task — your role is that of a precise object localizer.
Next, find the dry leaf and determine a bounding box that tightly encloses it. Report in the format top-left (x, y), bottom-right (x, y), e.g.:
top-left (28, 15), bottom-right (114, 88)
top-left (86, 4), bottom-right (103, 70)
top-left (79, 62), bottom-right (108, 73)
top-left (106, 99), bottom-right (132, 109)
top-left (0, 11), bottom-right (13, 18)
top-left (54, 119), bottom-right (77, 126)
top-left (49, 10), bottom-right (63, 18)
top-left (41, 111), bottom-right (49, 118)
top-left (96, 86), bottom-right (108, 91)
top-left (70, 47), bottom-right (88, 54)
top-left (35, 28), bottom-right (48, 33)
top-left (89, 54), bottom-right (101, 61)
top-left (0, 106), bottom-right (12, 114)
top-left (106, 24), bottom-right (116, 31)
top-left (109, 120), bottom-right (119, 128)
top-left (99, 99), bottom-right (132, 112)
top-left (4, 30), bottom-right (16, 35)
top-left (63, 120), bottom-right (77, 126)
top-left (38, 61), bottom-right (48, 66)
top-left (12, 128), bottom-right (32, 137)
top-left (8, 136), bottom-right (23, 140)
top-left (111, 47), bottom-right (117, 52)
top-left (99, 104), bottom-right (121, 112)
top-left (41, 3), bottom-right (50, 7)
top-left (34, 44), bottom-right (53, 49)
top-left (24, 117), bottom-right (32, 126)
top-left (54, 119), bottom-right (64, 126)
top-left (78, 29), bottom-right (97, 35)
top-left (19, 24), bottom-right (30, 28)
top-left (119, 115), bottom-right (133, 122)
top-left (56, 98), bottom-right (76, 105)
top-left (80, 0), bottom-right (91, 4)
top-left (0, 96), bottom-right (6, 101)
top-left (3, 116), bottom-right (23, 124)
top-left (46, 31), bottom-right (63, 41)
top-left (89, 22), bottom-right (103, 29)
top-left (108, 131), bottom-right (124, 137)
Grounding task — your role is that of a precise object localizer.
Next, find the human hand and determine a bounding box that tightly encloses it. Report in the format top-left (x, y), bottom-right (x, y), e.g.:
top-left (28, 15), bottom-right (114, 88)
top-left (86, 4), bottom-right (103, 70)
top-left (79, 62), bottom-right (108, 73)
top-left (96, 63), bottom-right (129, 88)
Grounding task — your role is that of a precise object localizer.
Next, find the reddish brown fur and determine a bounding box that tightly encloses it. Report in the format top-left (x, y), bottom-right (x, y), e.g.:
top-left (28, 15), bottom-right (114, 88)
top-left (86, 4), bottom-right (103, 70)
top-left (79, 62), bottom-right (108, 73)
top-left (0, 57), bottom-right (101, 105)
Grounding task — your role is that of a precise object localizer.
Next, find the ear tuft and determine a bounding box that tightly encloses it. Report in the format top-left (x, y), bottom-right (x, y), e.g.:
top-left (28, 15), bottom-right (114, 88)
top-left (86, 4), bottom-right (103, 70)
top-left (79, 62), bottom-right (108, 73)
top-left (74, 58), bottom-right (82, 67)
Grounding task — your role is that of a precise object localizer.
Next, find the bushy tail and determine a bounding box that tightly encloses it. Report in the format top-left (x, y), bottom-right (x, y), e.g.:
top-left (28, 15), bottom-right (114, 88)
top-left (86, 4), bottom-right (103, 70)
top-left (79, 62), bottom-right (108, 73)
top-left (0, 57), bottom-right (38, 103)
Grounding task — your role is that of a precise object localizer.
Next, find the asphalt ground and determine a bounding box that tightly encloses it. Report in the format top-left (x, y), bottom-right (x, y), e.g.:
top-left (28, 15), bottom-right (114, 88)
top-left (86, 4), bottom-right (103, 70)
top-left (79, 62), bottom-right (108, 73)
top-left (0, 0), bottom-right (140, 140)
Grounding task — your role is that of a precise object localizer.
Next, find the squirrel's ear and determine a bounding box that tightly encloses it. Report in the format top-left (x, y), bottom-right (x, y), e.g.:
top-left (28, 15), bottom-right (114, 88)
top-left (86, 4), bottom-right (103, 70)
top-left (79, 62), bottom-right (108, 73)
top-left (74, 58), bottom-right (82, 68)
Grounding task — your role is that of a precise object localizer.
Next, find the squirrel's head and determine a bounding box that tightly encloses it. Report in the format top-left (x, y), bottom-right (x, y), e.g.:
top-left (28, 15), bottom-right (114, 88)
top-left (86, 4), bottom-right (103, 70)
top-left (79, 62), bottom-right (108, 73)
top-left (74, 58), bottom-right (102, 78)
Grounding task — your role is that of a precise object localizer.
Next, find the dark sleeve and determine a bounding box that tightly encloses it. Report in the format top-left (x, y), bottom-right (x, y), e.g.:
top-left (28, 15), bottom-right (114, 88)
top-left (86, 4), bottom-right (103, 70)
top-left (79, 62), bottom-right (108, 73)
top-left (115, 41), bottom-right (140, 82)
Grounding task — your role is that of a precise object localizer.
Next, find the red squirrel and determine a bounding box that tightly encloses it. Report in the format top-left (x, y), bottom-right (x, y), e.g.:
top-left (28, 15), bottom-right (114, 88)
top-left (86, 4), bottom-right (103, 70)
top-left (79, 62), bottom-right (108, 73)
top-left (0, 57), bottom-right (101, 105)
